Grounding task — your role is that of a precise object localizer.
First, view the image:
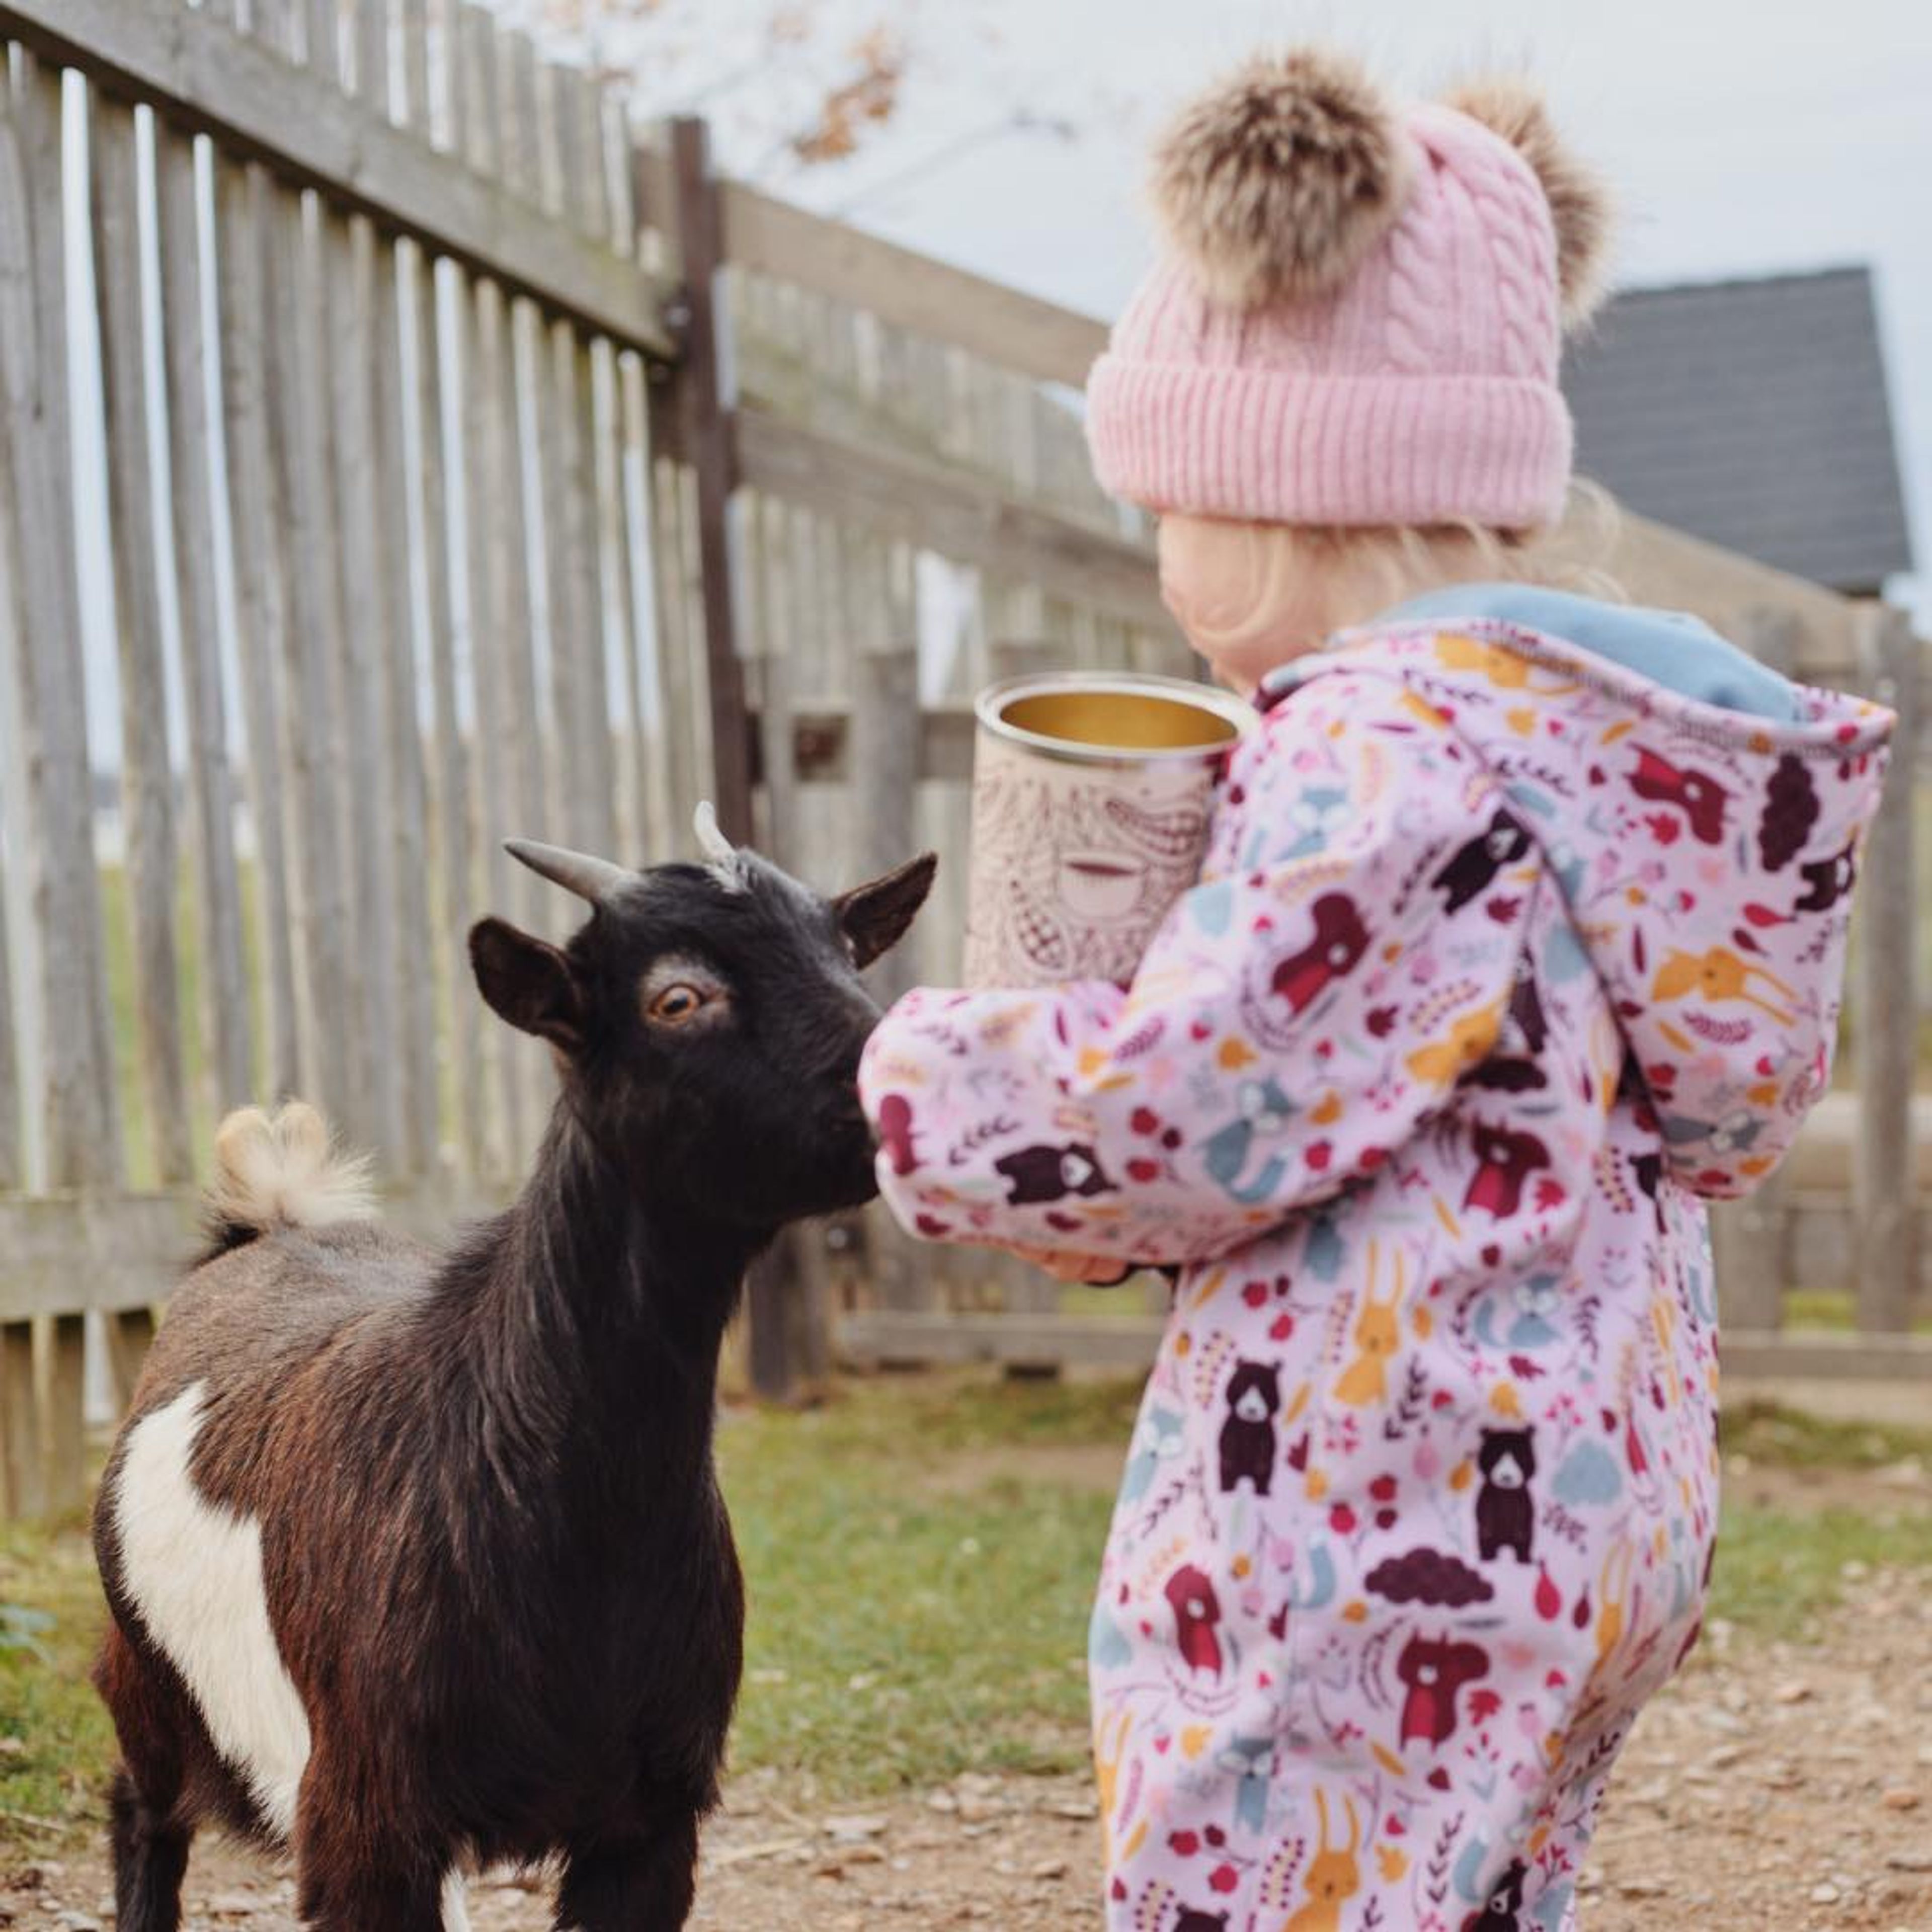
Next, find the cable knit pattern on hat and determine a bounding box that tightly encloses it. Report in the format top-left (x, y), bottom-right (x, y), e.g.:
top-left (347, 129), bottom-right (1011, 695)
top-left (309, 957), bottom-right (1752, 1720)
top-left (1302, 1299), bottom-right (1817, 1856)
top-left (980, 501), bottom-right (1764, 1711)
top-left (1087, 69), bottom-right (1603, 529)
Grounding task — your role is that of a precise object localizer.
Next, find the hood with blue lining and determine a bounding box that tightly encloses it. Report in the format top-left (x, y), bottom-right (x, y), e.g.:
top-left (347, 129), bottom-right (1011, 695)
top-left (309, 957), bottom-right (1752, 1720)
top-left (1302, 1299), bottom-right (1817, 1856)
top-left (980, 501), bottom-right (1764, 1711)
top-left (1302, 586), bottom-right (1896, 1198)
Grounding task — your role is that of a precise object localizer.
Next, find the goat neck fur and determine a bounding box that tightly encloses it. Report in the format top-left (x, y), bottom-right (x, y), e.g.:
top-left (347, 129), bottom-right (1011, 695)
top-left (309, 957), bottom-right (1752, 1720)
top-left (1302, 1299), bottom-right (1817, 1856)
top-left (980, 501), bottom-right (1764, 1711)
top-left (91, 836), bottom-right (934, 1932)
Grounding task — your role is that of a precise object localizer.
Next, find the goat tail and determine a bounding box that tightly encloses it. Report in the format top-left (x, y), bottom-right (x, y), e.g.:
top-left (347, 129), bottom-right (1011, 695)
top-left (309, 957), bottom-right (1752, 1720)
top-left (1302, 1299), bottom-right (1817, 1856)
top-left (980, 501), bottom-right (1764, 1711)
top-left (201, 1102), bottom-right (376, 1256)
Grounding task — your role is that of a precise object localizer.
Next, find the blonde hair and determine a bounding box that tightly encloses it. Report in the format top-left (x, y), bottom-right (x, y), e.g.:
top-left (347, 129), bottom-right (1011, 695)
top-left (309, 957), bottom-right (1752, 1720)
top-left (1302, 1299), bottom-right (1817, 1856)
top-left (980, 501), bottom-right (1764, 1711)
top-left (1168, 482), bottom-right (1625, 669)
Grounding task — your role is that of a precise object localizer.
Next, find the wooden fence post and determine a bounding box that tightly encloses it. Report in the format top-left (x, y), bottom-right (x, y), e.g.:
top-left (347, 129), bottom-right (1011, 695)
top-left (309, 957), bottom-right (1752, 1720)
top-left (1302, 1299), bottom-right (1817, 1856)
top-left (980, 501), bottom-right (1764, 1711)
top-left (1854, 603), bottom-right (1921, 1333)
top-left (1710, 607), bottom-right (1799, 1331)
top-left (668, 117), bottom-right (797, 1393)
top-left (666, 117), bottom-right (753, 844)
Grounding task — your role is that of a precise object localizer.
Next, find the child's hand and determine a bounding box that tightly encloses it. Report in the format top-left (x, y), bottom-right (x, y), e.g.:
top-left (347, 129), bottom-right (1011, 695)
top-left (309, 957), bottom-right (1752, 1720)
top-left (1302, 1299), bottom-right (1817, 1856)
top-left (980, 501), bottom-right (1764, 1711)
top-left (1007, 1245), bottom-right (1135, 1286)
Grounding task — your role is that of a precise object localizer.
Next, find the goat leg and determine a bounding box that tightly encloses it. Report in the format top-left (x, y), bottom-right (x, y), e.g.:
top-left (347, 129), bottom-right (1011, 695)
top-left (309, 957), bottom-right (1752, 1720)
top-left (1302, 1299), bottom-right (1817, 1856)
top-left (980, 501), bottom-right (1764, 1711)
top-left (108, 1764), bottom-right (193, 1932)
top-left (294, 1775), bottom-right (454, 1932)
top-left (553, 1811), bottom-right (701, 1931)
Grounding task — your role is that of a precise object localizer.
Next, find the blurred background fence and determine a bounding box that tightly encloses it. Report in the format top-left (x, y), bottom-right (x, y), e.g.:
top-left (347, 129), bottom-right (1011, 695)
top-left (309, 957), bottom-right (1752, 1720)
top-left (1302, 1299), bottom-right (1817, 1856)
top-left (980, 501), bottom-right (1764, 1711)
top-left (0, 0), bottom-right (1921, 1519)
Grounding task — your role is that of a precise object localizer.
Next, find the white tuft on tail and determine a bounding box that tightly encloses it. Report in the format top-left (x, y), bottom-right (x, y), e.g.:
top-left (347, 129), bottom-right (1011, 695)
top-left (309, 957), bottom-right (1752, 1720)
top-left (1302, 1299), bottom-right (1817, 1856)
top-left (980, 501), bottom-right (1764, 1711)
top-left (206, 1102), bottom-right (376, 1238)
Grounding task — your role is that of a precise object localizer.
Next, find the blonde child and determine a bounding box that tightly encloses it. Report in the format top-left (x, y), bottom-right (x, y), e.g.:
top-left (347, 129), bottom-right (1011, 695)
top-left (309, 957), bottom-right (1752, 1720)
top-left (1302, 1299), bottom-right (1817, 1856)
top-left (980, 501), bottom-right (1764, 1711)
top-left (858, 52), bottom-right (1893, 1931)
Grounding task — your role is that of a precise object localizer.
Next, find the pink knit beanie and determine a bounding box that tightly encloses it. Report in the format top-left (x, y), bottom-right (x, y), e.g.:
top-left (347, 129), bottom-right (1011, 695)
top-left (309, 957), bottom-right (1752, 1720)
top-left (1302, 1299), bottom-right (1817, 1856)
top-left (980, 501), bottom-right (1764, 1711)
top-left (1086, 55), bottom-right (1615, 531)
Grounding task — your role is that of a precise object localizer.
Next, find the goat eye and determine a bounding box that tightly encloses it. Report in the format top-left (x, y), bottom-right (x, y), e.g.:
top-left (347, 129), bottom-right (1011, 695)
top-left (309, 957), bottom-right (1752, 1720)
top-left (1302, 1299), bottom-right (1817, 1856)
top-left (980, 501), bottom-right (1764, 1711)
top-left (649, 983), bottom-right (708, 1025)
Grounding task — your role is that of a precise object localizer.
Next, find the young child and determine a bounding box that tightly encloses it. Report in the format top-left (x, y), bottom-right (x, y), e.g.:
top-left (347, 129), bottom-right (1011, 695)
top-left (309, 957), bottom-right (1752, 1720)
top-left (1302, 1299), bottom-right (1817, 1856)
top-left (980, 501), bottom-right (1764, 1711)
top-left (857, 51), bottom-right (1896, 1932)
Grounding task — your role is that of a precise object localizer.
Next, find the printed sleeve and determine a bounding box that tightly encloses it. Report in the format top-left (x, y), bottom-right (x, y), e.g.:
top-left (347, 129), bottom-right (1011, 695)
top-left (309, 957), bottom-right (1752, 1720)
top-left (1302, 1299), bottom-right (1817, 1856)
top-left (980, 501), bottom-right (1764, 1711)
top-left (857, 671), bottom-right (1542, 1266)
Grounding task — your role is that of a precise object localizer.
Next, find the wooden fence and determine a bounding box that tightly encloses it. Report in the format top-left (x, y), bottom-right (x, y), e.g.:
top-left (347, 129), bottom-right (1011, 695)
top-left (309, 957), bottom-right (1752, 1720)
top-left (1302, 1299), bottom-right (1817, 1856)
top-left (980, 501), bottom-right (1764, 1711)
top-left (0, 0), bottom-right (1923, 1517)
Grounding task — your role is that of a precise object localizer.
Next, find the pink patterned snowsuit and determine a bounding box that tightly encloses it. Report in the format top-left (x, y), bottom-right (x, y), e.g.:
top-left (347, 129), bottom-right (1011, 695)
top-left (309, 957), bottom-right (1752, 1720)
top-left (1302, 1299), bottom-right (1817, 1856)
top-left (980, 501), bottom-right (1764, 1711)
top-left (858, 612), bottom-right (1892, 1931)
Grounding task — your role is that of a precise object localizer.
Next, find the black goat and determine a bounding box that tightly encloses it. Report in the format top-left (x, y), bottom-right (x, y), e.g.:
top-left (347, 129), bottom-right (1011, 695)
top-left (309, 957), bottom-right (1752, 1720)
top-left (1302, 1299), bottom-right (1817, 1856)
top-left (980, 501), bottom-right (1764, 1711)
top-left (91, 820), bottom-right (935, 1932)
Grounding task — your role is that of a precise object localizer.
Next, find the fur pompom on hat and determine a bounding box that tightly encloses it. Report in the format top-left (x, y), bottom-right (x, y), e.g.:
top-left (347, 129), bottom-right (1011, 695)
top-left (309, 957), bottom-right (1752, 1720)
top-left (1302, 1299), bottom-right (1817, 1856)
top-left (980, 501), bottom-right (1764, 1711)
top-left (1149, 51), bottom-right (1412, 310)
top-left (1087, 51), bottom-right (1615, 531)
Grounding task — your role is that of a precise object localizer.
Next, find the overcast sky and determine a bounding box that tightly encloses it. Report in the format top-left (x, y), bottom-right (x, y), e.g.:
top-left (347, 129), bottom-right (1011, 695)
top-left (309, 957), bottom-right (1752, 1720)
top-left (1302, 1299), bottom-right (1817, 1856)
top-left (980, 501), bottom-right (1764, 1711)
top-left (524, 0), bottom-right (1930, 622)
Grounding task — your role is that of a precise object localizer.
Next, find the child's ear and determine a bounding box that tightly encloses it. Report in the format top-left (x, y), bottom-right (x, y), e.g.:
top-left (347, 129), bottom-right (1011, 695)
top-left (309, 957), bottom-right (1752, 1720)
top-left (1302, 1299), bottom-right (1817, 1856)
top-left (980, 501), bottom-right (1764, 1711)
top-left (469, 918), bottom-right (583, 1049)
top-left (837, 852), bottom-right (938, 968)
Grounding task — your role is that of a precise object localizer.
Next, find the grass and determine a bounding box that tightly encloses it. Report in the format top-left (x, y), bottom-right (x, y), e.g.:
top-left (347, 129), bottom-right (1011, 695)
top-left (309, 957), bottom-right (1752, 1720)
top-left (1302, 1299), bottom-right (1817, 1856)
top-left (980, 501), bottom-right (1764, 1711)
top-left (0, 1374), bottom-right (1926, 1857)
top-left (0, 1514), bottom-right (114, 1847)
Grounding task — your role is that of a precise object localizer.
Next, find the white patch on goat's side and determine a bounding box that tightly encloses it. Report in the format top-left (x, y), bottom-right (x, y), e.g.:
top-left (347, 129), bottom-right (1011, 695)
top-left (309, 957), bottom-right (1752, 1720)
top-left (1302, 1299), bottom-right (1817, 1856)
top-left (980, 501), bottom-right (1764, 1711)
top-left (441, 1868), bottom-right (473, 1931)
top-left (113, 1383), bottom-right (312, 1838)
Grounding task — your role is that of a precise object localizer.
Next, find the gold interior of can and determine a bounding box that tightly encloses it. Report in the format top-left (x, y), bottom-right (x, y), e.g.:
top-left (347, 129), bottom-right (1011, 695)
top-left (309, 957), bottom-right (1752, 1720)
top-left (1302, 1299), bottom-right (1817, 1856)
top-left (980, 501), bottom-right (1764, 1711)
top-left (997, 687), bottom-right (1241, 753)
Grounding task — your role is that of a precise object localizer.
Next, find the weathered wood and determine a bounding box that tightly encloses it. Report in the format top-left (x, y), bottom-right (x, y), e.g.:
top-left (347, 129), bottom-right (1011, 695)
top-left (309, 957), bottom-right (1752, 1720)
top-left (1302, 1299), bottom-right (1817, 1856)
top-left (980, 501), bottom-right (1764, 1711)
top-left (374, 230), bottom-right (440, 1178)
top-left (634, 154), bottom-right (1107, 389)
top-left (617, 352), bottom-right (669, 857)
top-left (105, 1307), bottom-right (158, 1412)
top-left (44, 1312), bottom-right (86, 1513)
top-left (327, 206), bottom-right (405, 1160)
top-left (302, 0), bottom-right (339, 83)
top-left (216, 158), bottom-right (301, 1105)
top-left (400, 0), bottom-right (430, 137)
top-left (92, 95), bottom-right (190, 1185)
top-left (0, 1323), bottom-right (41, 1518)
top-left (0, 58), bottom-right (122, 1189)
top-left (0, 1194), bottom-right (198, 1322)
top-left (158, 119), bottom-right (256, 1118)
top-left (0, 799), bottom-right (18, 1191)
top-left (733, 406), bottom-right (1171, 633)
top-left (668, 119), bottom-right (754, 844)
top-left (353, 0), bottom-right (388, 118)
top-left (0, 0), bottom-right (673, 356)
top-left (409, 266), bottom-right (481, 1177)
top-left (1854, 603), bottom-right (1920, 1333)
top-left (1709, 607), bottom-right (1800, 1326)
top-left (264, 179), bottom-right (353, 1117)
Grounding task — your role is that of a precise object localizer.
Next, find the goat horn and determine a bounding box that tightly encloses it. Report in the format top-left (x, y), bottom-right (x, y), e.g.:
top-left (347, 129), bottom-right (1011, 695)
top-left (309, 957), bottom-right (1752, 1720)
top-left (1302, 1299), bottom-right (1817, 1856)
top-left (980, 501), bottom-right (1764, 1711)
top-left (503, 838), bottom-right (631, 905)
top-left (693, 800), bottom-right (737, 865)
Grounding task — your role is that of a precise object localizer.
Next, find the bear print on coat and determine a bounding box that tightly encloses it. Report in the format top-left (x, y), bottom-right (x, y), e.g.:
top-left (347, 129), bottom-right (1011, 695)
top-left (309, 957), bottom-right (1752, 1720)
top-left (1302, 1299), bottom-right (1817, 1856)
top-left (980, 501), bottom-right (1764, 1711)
top-left (1464, 1859), bottom-right (1528, 1931)
top-left (1476, 1427), bottom-right (1537, 1564)
top-left (993, 1142), bottom-right (1115, 1205)
top-left (1396, 1632), bottom-right (1490, 1749)
top-left (1464, 1124), bottom-right (1551, 1220)
top-left (1165, 1564), bottom-right (1224, 1677)
top-left (1794, 837), bottom-right (1858, 913)
top-left (1629, 746), bottom-right (1729, 844)
top-left (1269, 893), bottom-right (1372, 1015)
top-left (1218, 1360), bottom-right (1281, 1495)
top-left (1431, 809), bottom-right (1533, 914)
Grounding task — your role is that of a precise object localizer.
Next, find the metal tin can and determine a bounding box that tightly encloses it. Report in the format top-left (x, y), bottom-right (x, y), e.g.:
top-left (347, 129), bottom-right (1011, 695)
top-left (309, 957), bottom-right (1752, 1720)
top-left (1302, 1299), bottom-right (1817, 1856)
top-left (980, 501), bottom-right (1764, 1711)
top-left (962, 671), bottom-right (1254, 988)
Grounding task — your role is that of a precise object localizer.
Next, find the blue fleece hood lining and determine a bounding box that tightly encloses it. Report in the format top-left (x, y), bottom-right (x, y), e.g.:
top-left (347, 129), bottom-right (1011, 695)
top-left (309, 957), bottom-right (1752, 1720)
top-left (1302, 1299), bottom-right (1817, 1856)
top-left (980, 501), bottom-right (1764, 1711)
top-left (1383, 585), bottom-right (1804, 723)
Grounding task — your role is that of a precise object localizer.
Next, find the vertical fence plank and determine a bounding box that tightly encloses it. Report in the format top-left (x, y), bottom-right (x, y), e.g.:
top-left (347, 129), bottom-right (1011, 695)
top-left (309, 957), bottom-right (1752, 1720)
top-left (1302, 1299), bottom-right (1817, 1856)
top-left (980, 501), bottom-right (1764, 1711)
top-left (1710, 607), bottom-right (1798, 1330)
top-left (0, 801), bottom-right (17, 1193)
top-left (0, 1325), bottom-right (40, 1520)
top-left (618, 353), bottom-right (670, 858)
top-left (93, 97), bottom-right (190, 1186)
top-left (45, 1314), bottom-right (86, 1514)
top-left (266, 187), bottom-right (353, 1123)
top-left (216, 155), bottom-right (301, 1105)
top-left (158, 121), bottom-right (255, 1119)
top-left (1854, 603), bottom-right (1921, 1332)
top-left (668, 117), bottom-right (752, 842)
top-left (375, 230), bottom-right (440, 1178)
top-left (0, 59), bottom-right (123, 1196)
top-left (328, 218), bottom-right (405, 1161)
top-left (402, 16), bottom-right (480, 1184)
top-left (4, 60), bottom-right (120, 1512)
top-left (456, 2), bottom-right (529, 1170)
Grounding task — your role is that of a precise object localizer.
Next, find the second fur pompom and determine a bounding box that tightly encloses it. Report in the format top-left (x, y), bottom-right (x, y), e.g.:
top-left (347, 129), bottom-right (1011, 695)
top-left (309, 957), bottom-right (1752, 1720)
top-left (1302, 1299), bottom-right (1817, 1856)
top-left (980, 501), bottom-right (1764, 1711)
top-left (1149, 50), bottom-right (1412, 311)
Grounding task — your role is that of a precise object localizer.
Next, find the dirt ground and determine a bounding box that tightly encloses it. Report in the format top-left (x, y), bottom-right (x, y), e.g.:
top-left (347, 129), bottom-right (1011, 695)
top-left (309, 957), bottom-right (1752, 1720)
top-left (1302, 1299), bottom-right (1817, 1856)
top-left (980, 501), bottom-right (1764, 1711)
top-left (7, 1459), bottom-right (1930, 1931)
top-left (8, 1576), bottom-right (1929, 1932)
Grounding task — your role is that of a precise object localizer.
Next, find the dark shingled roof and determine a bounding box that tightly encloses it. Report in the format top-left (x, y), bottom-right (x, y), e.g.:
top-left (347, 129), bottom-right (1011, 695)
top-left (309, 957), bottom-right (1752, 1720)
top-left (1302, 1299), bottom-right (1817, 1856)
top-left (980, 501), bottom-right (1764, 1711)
top-left (1562, 266), bottom-right (1913, 594)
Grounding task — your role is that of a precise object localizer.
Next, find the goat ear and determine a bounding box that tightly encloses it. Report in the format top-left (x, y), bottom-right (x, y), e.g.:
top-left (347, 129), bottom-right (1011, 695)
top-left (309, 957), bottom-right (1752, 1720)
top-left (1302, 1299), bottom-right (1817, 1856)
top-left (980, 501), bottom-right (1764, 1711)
top-left (469, 918), bottom-right (584, 1049)
top-left (837, 852), bottom-right (938, 969)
